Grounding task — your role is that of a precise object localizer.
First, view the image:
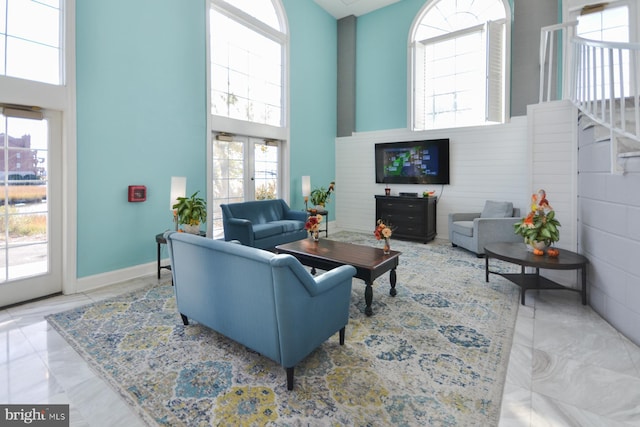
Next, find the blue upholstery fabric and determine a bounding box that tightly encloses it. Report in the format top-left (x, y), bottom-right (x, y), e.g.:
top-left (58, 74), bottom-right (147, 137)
top-left (221, 199), bottom-right (308, 249)
top-left (165, 231), bottom-right (356, 390)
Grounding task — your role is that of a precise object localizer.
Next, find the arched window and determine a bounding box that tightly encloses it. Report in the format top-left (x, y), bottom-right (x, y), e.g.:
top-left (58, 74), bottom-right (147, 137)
top-left (210, 0), bottom-right (287, 128)
top-left (410, 0), bottom-right (509, 130)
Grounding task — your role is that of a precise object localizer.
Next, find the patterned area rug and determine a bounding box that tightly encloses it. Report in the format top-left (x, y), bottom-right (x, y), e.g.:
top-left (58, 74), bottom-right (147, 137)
top-left (47, 232), bottom-right (520, 426)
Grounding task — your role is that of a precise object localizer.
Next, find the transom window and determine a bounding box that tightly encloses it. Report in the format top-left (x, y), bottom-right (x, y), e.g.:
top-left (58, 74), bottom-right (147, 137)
top-left (210, 0), bottom-right (286, 127)
top-left (0, 0), bottom-right (62, 85)
top-left (411, 0), bottom-right (508, 130)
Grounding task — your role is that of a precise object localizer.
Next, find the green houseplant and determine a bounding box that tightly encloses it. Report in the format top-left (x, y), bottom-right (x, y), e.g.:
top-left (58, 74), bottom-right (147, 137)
top-left (310, 182), bottom-right (335, 207)
top-left (173, 191), bottom-right (207, 233)
top-left (513, 189), bottom-right (561, 249)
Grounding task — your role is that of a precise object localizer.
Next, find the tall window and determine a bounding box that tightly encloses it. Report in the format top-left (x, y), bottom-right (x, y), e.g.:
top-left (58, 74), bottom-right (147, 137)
top-left (208, 0), bottom-right (287, 239)
top-left (0, 0), bottom-right (63, 85)
top-left (411, 0), bottom-right (508, 130)
top-left (210, 0), bottom-right (286, 127)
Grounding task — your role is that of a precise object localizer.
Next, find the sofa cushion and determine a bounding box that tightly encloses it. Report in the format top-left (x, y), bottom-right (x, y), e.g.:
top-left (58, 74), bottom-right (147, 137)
top-left (253, 223), bottom-right (284, 240)
top-left (228, 200), bottom-right (285, 224)
top-left (270, 220), bottom-right (305, 233)
top-left (452, 221), bottom-right (474, 237)
top-left (481, 201), bottom-right (513, 218)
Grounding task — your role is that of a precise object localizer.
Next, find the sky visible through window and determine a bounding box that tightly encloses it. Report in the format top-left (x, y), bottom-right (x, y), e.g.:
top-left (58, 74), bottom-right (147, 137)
top-left (1, 0), bottom-right (61, 85)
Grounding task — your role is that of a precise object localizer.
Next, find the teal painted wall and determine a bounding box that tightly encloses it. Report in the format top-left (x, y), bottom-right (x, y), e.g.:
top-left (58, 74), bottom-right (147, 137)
top-left (75, 0), bottom-right (336, 277)
top-left (355, 0), bottom-right (426, 132)
top-left (283, 0), bottom-right (338, 215)
top-left (76, 0), bottom-right (206, 277)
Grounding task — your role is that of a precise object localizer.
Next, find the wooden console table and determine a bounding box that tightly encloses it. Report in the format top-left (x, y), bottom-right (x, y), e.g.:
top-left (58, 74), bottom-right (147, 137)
top-left (484, 242), bottom-right (589, 305)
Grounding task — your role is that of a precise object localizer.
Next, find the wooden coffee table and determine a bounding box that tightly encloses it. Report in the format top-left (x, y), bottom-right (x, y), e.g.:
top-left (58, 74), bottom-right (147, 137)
top-left (275, 239), bottom-right (401, 316)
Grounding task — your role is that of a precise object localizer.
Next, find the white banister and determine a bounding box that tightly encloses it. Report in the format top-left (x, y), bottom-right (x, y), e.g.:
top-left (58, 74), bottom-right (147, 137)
top-left (539, 24), bottom-right (640, 169)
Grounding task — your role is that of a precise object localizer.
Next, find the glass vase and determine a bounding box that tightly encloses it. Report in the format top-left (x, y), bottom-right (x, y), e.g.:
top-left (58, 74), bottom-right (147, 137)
top-left (312, 231), bottom-right (320, 242)
top-left (383, 238), bottom-right (391, 254)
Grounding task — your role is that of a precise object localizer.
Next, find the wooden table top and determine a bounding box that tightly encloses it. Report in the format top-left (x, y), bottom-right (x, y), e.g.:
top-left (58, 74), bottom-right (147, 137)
top-left (484, 242), bottom-right (589, 270)
top-left (276, 238), bottom-right (401, 270)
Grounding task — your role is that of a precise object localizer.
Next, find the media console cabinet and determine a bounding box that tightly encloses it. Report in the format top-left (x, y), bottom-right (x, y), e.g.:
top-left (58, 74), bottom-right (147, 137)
top-left (375, 195), bottom-right (437, 243)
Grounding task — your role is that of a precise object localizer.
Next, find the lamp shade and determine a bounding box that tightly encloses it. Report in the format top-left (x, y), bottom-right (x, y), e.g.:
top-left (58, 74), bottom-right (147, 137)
top-left (302, 176), bottom-right (311, 197)
top-left (170, 176), bottom-right (186, 210)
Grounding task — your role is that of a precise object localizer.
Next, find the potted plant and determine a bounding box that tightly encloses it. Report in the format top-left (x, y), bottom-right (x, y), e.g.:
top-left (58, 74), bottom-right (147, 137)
top-left (513, 189), bottom-right (560, 251)
top-left (310, 181), bottom-right (335, 207)
top-left (173, 191), bottom-right (207, 234)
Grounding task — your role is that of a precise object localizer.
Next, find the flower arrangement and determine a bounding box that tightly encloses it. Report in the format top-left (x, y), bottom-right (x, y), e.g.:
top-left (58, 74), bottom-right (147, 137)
top-left (374, 219), bottom-right (393, 253)
top-left (305, 214), bottom-right (323, 233)
top-left (310, 181), bottom-right (335, 207)
top-left (513, 189), bottom-right (561, 247)
top-left (374, 219), bottom-right (393, 240)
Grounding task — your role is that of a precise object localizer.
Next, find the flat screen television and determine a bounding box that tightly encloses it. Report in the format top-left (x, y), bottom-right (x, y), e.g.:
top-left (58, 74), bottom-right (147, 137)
top-left (375, 139), bottom-right (450, 185)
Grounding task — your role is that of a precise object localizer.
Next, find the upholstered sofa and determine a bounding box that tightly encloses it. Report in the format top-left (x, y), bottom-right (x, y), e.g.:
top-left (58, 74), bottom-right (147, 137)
top-left (448, 200), bottom-right (522, 256)
top-left (164, 231), bottom-right (356, 390)
top-left (221, 199), bottom-right (308, 249)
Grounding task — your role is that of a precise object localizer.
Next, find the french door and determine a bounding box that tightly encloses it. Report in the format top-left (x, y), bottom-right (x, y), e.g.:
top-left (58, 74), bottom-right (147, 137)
top-left (0, 110), bottom-right (62, 307)
top-left (210, 134), bottom-right (280, 239)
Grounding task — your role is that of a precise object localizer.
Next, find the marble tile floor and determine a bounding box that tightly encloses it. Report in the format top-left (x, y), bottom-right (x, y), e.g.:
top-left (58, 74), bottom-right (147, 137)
top-left (1, 273), bottom-right (639, 426)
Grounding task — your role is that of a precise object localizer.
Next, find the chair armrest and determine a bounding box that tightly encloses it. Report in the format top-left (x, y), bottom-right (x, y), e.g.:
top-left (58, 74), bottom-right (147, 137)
top-left (284, 209), bottom-right (308, 222)
top-left (449, 212), bottom-right (481, 222)
top-left (270, 255), bottom-right (355, 296)
top-left (473, 217), bottom-right (523, 246)
top-left (312, 265), bottom-right (357, 296)
top-left (223, 218), bottom-right (254, 245)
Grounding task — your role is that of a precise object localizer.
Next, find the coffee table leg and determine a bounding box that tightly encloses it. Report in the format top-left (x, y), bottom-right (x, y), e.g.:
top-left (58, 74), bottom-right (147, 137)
top-left (581, 267), bottom-right (587, 305)
top-left (485, 256), bottom-right (489, 282)
top-left (389, 268), bottom-right (397, 296)
top-left (365, 282), bottom-right (373, 316)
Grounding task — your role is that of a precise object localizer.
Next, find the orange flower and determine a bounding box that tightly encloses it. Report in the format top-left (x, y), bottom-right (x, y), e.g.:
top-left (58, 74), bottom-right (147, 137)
top-left (374, 219), bottom-right (393, 240)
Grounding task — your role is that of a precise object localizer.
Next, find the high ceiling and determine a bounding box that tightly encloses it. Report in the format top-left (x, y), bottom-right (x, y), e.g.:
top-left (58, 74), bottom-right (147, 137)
top-left (313, 0), bottom-right (402, 19)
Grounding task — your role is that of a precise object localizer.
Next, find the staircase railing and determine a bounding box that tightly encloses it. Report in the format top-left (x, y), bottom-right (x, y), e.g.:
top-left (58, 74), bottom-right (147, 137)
top-left (539, 23), bottom-right (640, 166)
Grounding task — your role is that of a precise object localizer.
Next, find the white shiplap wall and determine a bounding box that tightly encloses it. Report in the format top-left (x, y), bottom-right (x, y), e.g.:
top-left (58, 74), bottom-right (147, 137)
top-left (334, 117), bottom-right (530, 238)
top-left (528, 101), bottom-right (578, 251)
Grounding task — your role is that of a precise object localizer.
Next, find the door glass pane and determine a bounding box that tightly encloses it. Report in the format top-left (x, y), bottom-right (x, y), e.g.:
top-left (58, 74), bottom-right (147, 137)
top-left (212, 138), bottom-right (244, 239)
top-left (254, 143), bottom-right (278, 200)
top-left (0, 116), bottom-right (48, 282)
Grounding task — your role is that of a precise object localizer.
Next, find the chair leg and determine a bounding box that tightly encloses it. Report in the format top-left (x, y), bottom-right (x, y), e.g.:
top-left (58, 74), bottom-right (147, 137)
top-left (339, 326), bottom-right (345, 345)
top-left (286, 367), bottom-right (294, 390)
top-left (180, 314), bottom-right (189, 325)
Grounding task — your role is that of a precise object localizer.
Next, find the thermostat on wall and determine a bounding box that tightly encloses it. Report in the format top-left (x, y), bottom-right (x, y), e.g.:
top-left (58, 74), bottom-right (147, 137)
top-left (128, 185), bottom-right (147, 202)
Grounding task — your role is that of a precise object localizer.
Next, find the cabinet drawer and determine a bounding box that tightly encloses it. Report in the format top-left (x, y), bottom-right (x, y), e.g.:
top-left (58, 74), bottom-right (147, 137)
top-left (379, 202), bottom-right (424, 214)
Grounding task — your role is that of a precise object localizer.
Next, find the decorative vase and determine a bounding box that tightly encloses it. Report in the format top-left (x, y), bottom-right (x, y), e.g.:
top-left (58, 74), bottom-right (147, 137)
top-left (526, 239), bottom-right (548, 252)
top-left (312, 231), bottom-right (320, 242)
top-left (182, 224), bottom-right (201, 234)
top-left (383, 238), bottom-right (391, 254)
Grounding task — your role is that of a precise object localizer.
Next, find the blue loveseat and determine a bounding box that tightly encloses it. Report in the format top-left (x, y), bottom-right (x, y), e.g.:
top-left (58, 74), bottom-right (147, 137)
top-left (165, 231), bottom-right (356, 390)
top-left (221, 199), bottom-right (308, 249)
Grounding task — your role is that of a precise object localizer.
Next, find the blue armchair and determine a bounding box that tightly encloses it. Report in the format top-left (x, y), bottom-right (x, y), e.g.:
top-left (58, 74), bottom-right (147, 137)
top-left (165, 231), bottom-right (356, 390)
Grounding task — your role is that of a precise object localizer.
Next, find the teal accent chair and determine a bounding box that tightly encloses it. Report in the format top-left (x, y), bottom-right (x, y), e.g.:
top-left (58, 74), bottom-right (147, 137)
top-left (165, 231), bottom-right (356, 390)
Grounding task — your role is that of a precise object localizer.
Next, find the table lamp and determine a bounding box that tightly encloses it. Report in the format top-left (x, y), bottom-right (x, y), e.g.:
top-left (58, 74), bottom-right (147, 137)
top-left (302, 176), bottom-right (310, 211)
top-left (170, 176), bottom-right (186, 230)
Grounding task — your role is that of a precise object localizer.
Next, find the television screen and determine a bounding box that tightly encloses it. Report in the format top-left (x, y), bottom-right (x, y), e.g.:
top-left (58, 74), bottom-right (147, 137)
top-left (375, 139), bottom-right (450, 185)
